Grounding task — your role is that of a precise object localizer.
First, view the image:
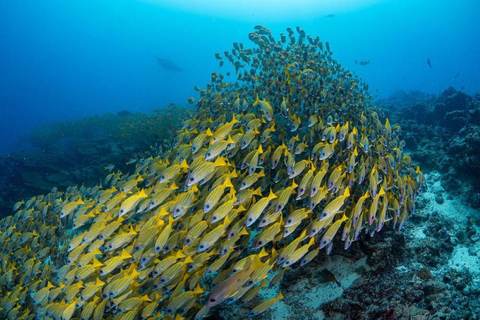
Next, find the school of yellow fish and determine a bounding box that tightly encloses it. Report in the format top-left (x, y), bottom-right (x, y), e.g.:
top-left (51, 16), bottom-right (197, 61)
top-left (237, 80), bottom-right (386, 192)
top-left (0, 26), bottom-right (424, 319)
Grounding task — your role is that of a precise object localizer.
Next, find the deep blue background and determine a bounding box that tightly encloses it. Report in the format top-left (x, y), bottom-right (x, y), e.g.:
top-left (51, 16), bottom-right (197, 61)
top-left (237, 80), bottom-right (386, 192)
top-left (0, 0), bottom-right (478, 154)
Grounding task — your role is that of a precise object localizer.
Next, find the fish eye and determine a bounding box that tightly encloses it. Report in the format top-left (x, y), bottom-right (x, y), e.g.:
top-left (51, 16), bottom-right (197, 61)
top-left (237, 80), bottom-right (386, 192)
top-left (287, 219), bottom-right (292, 224)
top-left (210, 298), bottom-right (216, 303)
top-left (258, 241), bottom-right (263, 245)
top-left (248, 218), bottom-right (253, 222)
top-left (155, 246), bottom-right (160, 251)
top-left (300, 188), bottom-right (304, 193)
top-left (312, 229), bottom-right (316, 233)
top-left (190, 177), bottom-right (194, 181)
top-left (185, 239), bottom-right (190, 244)
top-left (175, 208), bottom-right (180, 213)
top-left (199, 244), bottom-right (205, 249)
top-left (261, 219), bottom-right (266, 223)
top-left (205, 205), bottom-right (210, 209)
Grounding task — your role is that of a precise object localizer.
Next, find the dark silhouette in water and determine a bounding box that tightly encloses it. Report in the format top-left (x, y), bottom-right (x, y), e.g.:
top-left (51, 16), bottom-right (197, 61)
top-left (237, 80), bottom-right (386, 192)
top-left (155, 56), bottom-right (184, 71)
top-left (325, 14), bottom-right (335, 18)
top-left (427, 58), bottom-right (433, 69)
top-left (355, 59), bottom-right (370, 66)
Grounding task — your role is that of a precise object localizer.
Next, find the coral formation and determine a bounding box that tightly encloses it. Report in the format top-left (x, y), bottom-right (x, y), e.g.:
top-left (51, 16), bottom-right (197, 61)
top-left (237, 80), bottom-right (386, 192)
top-left (0, 105), bottom-right (189, 217)
top-left (382, 88), bottom-right (480, 207)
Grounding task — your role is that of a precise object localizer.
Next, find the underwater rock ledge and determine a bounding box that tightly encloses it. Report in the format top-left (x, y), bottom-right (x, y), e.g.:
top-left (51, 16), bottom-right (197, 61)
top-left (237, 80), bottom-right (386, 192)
top-left (0, 26), bottom-right (424, 319)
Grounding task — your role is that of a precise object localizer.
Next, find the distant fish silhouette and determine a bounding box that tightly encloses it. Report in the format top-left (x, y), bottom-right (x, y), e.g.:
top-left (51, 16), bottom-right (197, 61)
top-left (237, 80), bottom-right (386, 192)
top-left (325, 14), bottom-right (335, 18)
top-left (427, 58), bottom-right (432, 69)
top-left (454, 72), bottom-right (460, 80)
top-left (355, 60), bottom-right (370, 66)
top-left (155, 56), bottom-right (184, 71)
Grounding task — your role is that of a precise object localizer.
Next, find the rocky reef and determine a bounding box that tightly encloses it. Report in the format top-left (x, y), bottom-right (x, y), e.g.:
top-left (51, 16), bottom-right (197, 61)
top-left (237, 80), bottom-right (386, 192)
top-left (381, 87), bottom-right (480, 208)
top-left (0, 105), bottom-right (189, 217)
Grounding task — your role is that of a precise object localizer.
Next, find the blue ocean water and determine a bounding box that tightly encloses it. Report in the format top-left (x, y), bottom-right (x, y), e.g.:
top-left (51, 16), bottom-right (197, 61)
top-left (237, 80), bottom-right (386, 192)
top-left (0, 2), bottom-right (479, 318)
top-left (0, 0), bottom-right (478, 155)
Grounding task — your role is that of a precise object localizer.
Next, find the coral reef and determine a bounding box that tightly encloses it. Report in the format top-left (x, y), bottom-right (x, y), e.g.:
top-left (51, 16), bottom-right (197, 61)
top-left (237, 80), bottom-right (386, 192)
top-left (381, 88), bottom-right (480, 207)
top-left (0, 105), bottom-right (189, 217)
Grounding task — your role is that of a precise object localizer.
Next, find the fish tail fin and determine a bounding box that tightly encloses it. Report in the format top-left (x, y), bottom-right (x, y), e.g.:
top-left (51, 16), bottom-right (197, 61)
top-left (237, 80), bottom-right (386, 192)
top-left (121, 249), bottom-right (132, 259)
top-left (180, 159), bottom-right (189, 169)
top-left (222, 175), bottom-right (233, 188)
top-left (214, 157), bottom-right (227, 167)
top-left (379, 187), bottom-right (385, 196)
top-left (253, 94), bottom-right (260, 106)
top-left (253, 187), bottom-right (262, 196)
top-left (268, 189), bottom-right (277, 200)
top-left (227, 135), bottom-right (235, 144)
top-left (258, 144), bottom-right (263, 154)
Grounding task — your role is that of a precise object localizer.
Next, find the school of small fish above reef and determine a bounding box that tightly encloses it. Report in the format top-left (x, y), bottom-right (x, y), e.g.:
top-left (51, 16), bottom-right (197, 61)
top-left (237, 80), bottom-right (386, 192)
top-left (0, 26), bottom-right (425, 320)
